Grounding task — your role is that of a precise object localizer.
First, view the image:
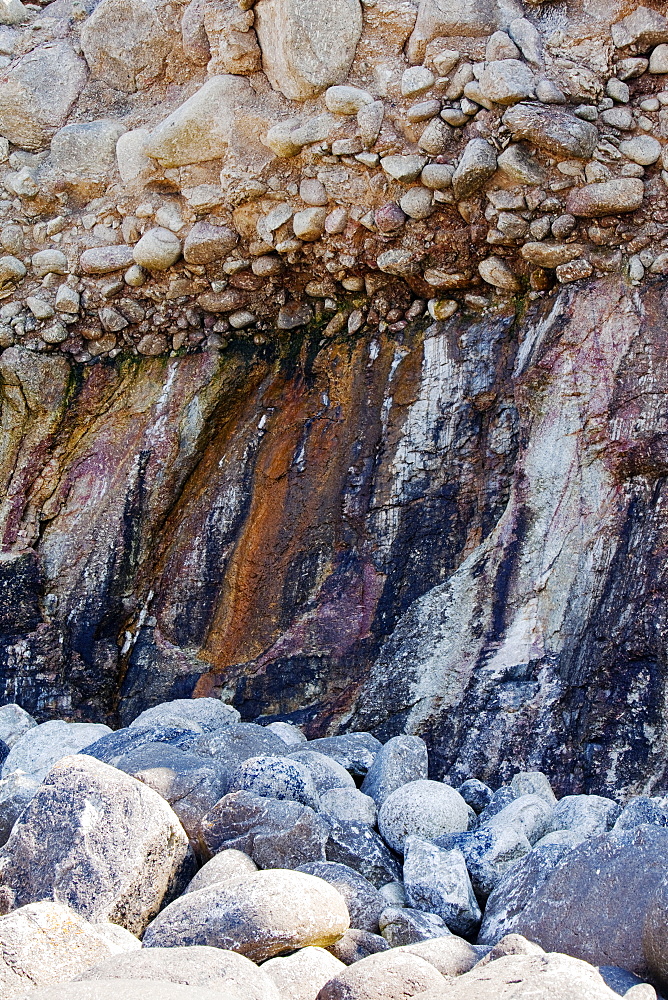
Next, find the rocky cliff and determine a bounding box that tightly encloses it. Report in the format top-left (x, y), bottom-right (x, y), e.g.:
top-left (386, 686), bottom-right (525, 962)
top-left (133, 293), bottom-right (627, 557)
top-left (0, 0), bottom-right (667, 797)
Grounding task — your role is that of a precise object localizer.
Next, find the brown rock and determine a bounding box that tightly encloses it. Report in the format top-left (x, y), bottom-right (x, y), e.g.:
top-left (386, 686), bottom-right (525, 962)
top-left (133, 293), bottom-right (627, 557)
top-left (566, 179), bottom-right (644, 217)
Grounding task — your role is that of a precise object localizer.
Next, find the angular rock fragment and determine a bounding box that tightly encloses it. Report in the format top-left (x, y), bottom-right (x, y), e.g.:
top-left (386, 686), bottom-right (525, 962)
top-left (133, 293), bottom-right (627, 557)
top-left (380, 905), bottom-right (452, 946)
top-left (81, 0), bottom-right (172, 92)
top-left (0, 706), bottom-right (35, 750)
top-left (452, 139), bottom-right (497, 199)
top-left (403, 836), bottom-right (481, 936)
top-left (326, 817), bottom-right (402, 886)
top-left (612, 7), bottom-right (668, 49)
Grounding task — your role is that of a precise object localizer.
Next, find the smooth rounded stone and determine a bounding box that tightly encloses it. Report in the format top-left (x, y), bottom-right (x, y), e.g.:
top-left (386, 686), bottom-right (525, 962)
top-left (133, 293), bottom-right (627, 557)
top-left (31, 249), bottom-right (68, 277)
top-left (476, 933), bottom-right (545, 965)
top-left (360, 736), bottom-right (427, 807)
top-left (402, 66), bottom-right (435, 97)
top-left (306, 734), bottom-right (381, 778)
top-left (297, 861), bottom-right (386, 933)
top-left (293, 207), bottom-right (327, 241)
top-left (0, 755), bottom-right (193, 934)
top-left (478, 256), bottom-right (520, 292)
top-left (650, 44), bottom-right (668, 74)
top-left (114, 744), bottom-right (228, 842)
top-left (326, 818), bottom-right (402, 887)
top-left (547, 794), bottom-right (620, 837)
top-left (407, 99), bottom-right (441, 122)
top-left (510, 772), bottom-right (556, 806)
top-left (395, 936), bottom-right (487, 976)
top-left (0, 900), bottom-right (138, 997)
top-left (477, 844), bottom-right (574, 944)
top-left (535, 79), bottom-right (566, 103)
top-left (316, 948), bottom-right (447, 1000)
top-left (520, 242), bottom-right (584, 268)
top-left (600, 106), bottom-right (634, 130)
top-left (227, 755), bottom-right (319, 809)
top-left (81, 725), bottom-right (199, 766)
top-left (183, 224), bottom-right (239, 265)
top-left (143, 869), bottom-right (349, 960)
top-left (503, 103), bottom-right (598, 159)
top-left (533, 830), bottom-right (585, 849)
top-left (380, 906), bottom-right (451, 947)
top-left (0, 770), bottom-right (39, 847)
top-left (619, 136), bottom-right (662, 166)
top-left (2, 720), bottom-right (112, 783)
top-left (290, 750), bottom-right (356, 794)
top-left (185, 849), bottom-right (257, 894)
top-left (381, 155), bottom-right (427, 182)
top-left (399, 186), bottom-right (434, 220)
top-left (321, 788), bottom-right (377, 826)
top-left (510, 826), bottom-right (668, 975)
top-left (299, 178), bottom-right (329, 206)
top-left (325, 85), bottom-right (373, 114)
top-left (0, 255), bottom-right (26, 283)
top-left (566, 179), bottom-right (644, 217)
top-left (403, 836), bottom-right (481, 936)
top-left (452, 138), bottom-right (497, 199)
top-left (418, 118), bottom-right (450, 155)
top-left (416, 952), bottom-right (621, 1000)
top-left (131, 698), bottom-right (240, 733)
top-left (484, 794), bottom-right (553, 845)
top-left (357, 100), bottom-right (384, 147)
top-left (199, 789), bottom-right (329, 868)
top-left (379, 780), bottom-right (469, 853)
top-left (195, 723), bottom-right (288, 767)
top-left (265, 721), bottom-right (307, 747)
top-left (458, 779), bottom-right (493, 813)
top-left (28, 981), bottom-right (226, 1000)
top-left (434, 825), bottom-right (532, 899)
top-left (380, 881), bottom-right (406, 907)
top-left (0, 705), bottom-right (36, 748)
top-left (133, 228), bottom-right (182, 270)
top-left (613, 797), bottom-right (668, 831)
top-left (263, 946), bottom-right (345, 1000)
top-left (328, 929), bottom-right (390, 965)
top-left (421, 163), bottom-right (454, 190)
top-left (77, 946), bottom-right (280, 999)
top-left (375, 202), bottom-right (407, 233)
top-left (479, 60), bottom-right (535, 105)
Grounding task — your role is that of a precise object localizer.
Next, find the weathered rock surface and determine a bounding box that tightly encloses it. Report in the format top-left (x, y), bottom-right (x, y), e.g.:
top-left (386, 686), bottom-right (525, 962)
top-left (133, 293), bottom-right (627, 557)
top-left (2, 720), bottom-right (112, 782)
top-left (361, 735), bottom-right (428, 806)
top-left (297, 861), bottom-right (386, 932)
top-left (379, 780), bottom-right (469, 852)
top-left (316, 948), bottom-right (448, 1000)
top-left (263, 946), bottom-right (345, 1000)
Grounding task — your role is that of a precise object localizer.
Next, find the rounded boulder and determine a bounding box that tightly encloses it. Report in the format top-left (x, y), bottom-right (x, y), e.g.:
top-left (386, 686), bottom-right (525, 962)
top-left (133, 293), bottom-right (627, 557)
top-left (378, 780), bottom-right (469, 853)
top-left (315, 949), bottom-right (447, 1000)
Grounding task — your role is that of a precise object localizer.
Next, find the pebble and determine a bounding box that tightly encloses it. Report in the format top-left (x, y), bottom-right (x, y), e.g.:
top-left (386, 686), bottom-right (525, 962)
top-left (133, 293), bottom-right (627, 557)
top-left (401, 66), bottom-right (435, 97)
top-left (0, 254), bottom-right (26, 283)
top-left (619, 136), bottom-right (662, 165)
top-left (407, 99), bottom-right (441, 122)
top-left (32, 250), bottom-right (68, 277)
top-left (325, 85), bottom-right (374, 114)
top-left (566, 178), bottom-right (644, 216)
top-left (380, 154), bottom-right (427, 182)
top-left (399, 186), bottom-right (433, 219)
top-left (650, 44), bottom-right (668, 74)
top-left (606, 78), bottom-right (630, 103)
top-left (293, 208), bottom-right (327, 241)
top-left (555, 258), bottom-right (593, 283)
top-left (452, 138), bottom-right (497, 199)
top-left (478, 60), bottom-right (535, 105)
top-left (432, 49), bottom-right (460, 76)
top-left (478, 255), bottom-right (520, 291)
top-left (133, 228), bottom-right (182, 270)
top-left (80, 246), bottom-right (135, 275)
top-left (300, 178), bottom-right (328, 206)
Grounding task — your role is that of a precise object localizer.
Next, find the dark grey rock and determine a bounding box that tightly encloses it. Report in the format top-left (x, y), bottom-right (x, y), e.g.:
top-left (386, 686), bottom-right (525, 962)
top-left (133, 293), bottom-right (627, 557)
top-left (434, 824), bottom-right (531, 899)
top-left (325, 817), bottom-right (402, 887)
top-left (297, 861), bottom-right (386, 932)
top-left (478, 786), bottom-right (516, 823)
top-left (328, 929), bottom-right (390, 965)
top-left (458, 779), bottom-right (493, 814)
top-left (360, 735), bottom-right (428, 806)
top-left (195, 724), bottom-right (288, 767)
top-left (548, 794), bottom-right (621, 838)
top-left (306, 733), bottom-right (382, 777)
top-left (289, 750), bottom-right (356, 794)
top-left (477, 844), bottom-right (573, 944)
top-left (612, 797), bottom-right (668, 831)
top-left (403, 836), bottom-right (481, 937)
top-left (0, 770), bottom-right (39, 846)
top-left (227, 755), bottom-right (319, 809)
top-left (81, 725), bottom-right (199, 765)
top-left (379, 906), bottom-right (451, 946)
top-left (598, 966), bottom-right (655, 997)
top-left (199, 789), bottom-right (329, 868)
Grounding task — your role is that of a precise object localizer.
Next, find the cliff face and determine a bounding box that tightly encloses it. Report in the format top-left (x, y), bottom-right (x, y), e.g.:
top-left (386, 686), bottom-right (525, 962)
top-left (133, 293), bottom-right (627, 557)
top-left (0, 0), bottom-right (667, 795)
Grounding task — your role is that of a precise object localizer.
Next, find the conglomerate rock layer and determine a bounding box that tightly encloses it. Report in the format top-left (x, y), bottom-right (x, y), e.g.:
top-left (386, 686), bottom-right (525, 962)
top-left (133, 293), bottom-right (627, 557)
top-left (0, 0), bottom-right (667, 798)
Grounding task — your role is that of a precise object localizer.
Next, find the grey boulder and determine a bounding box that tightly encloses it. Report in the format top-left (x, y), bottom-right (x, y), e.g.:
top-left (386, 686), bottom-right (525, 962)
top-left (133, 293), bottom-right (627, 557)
top-left (328, 928), bottom-right (390, 964)
top-left (316, 948), bottom-right (448, 1000)
top-left (0, 770), bottom-right (39, 847)
top-left (510, 772), bottom-right (556, 806)
top-left (290, 750), bottom-right (356, 793)
top-left (320, 788), bottom-right (377, 826)
top-left (195, 723), bottom-right (288, 766)
top-left (403, 836), bottom-right (481, 936)
top-left (297, 861), bottom-right (386, 932)
top-left (80, 725), bottom-right (198, 765)
top-left (434, 824), bottom-right (532, 899)
top-left (185, 848), bottom-right (258, 893)
top-left (326, 817), bottom-right (402, 886)
top-left (26, 982), bottom-right (227, 1000)
top-left (548, 794), bottom-right (621, 838)
top-left (130, 698), bottom-right (240, 732)
top-left (263, 946), bottom-right (345, 1000)
top-left (360, 735), bottom-right (428, 806)
top-left (0, 754), bottom-right (194, 934)
top-left (479, 786), bottom-right (516, 823)
top-left (306, 734), bottom-right (382, 777)
top-left (227, 754), bottom-right (320, 809)
top-left (458, 778), bottom-right (493, 813)
top-left (266, 721), bottom-right (308, 747)
top-left (143, 869), bottom-right (350, 961)
top-left (394, 935), bottom-right (487, 976)
top-left (0, 705), bottom-right (36, 748)
top-left (199, 789), bottom-right (329, 868)
top-left (2, 720), bottom-right (112, 782)
top-left (484, 794), bottom-right (553, 845)
top-left (378, 779), bottom-right (469, 853)
top-left (379, 906), bottom-right (451, 946)
top-left (612, 797), bottom-right (668, 831)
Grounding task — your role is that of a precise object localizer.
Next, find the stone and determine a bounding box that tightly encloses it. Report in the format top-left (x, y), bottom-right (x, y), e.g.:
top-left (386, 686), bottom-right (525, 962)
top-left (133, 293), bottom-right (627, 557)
top-left (297, 861), bottom-right (386, 932)
top-left (418, 118), bottom-right (450, 155)
top-left (0, 42), bottom-right (88, 150)
top-left (26, 297), bottom-right (54, 321)
top-left (547, 794), bottom-right (621, 837)
top-left (329, 929), bottom-right (390, 964)
top-left (55, 286), bottom-right (81, 314)
top-left (477, 844), bottom-right (578, 944)
top-left (254, 0), bottom-right (363, 101)
top-left (306, 735), bottom-right (381, 777)
top-left (650, 45), bottom-right (668, 73)
top-left (377, 250), bottom-right (417, 276)
top-left (533, 830), bottom-right (585, 849)
top-left (325, 86), bottom-right (373, 114)
top-left (606, 78), bottom-right (630, 103)
top-left (23, 983), bottom-right (228, 1000)
top-left (316, 948), bottom-right (447, 1000)
top-left (51, 121), bottom-right (125, 196)
top-left (326, 817), bottom-right (402, 886)
top-left (458, 779), bottom-right (493, 813)
top-left (520, 243), bottom-right (583, 268)
top-left (503, 103), bottom-right (598, 159)
top-left (133, 228), bottom-right (182, 270)
top-left (266, 722), bottom-right (307, 747)
top-left (31, 250), bottom-right (68, 277)
top-left (143, 869), bottom-right (349, 959)
top-left (77, 945), bottom-right (280, 999)
top-left (434, 825), bottom-right (532, 899)
top-left (400, 187), bottom-right (434, 220)
top-left (0, 900), bottom-right (138, 998)
top-left (452, 139), bottom-right (497, 199)
top-left (619, 137), bottom-right (662, 166)
top-left (600, 107), bottom-right (634, 129)
top-left (290, 751), bottom-right (356, 794)
top-left (536, 79), bottom-right (566, 104)
top-left (508, 18), bottom-right (542, 67)
top-left (379, 779), bottom-right (469, 853)
top-left (227, 755), bottom-right (319, 808)
top-left (485, 794), bottom-right (553, 845)
top-left (361, 735), bottom-right (428, 806)
top-left (199, 789), bottom-right (329, 867)
top-left (380, 906), bottom-right (451, 946)
top-left (115, 129), bottom-right (161, 186)
top-left (80, 246), bottom-right (136, 275)
top-left (293, 208), bottom-right (327, 241)
top-left (0, 0), bottom-right (27, 24)
top-left (0, 771), bottom-right (37, 846)
top-left (497, 143), bottom-right (546, 185)
top-left (433, 49), bottom-right (460, 75)
top-left (421, 164), bottom-right (454, 190)
top-left (611, 7), bottom-right (668, 50)
top-left (478, 256), bottom-right (519, 291)
top-left (0, 256), bottom-right (25, 284)
top-left (264, 114), bottom-right (333, 157)
top-left (357, 101), bottom-right (385, 147)
top-left (183, 224), bottom-right (239, 265)
top-left (555, 258), bottom-right (593, 284)
top-left (381, 155), bottom-right (427, 182)
top-left (403, 836), bottom-right (481, 936)
top-left (0, 755), bottom-right (193, 935)
top-left (81, 726), bottom-right (199, 766)
top-left (613, 797), bottom-right (668, 831)
top-left (321, 788), bottom-right (377, 826)
top-left (0, 705), bottom-right (35, 749)
top-left (374, 202), bottom-right (407, 233)
top-left (398, 936), bottom-right (486, 976)
top-left (408, 99), bottom-right (441, 122)
top-left (428, 299), bottom-right (458, 321)
top-left (1, 720), bottom-right (111, 783)
top-left (512, 827), bottom-right (668, 978)
top-left (486, 31), bottom-right (521, 61)
top-left (510, 773), bottom-right (556, 806)
top-left (616, 57), bottom-right (649, 79)
top-left (80, 0), bottom-right (171, 92)
top-left (185, 849), bottom-right (258, 894)
top-left (263, 946), bottom-right (345, 1000)
top-left (407, 0), bottom-right (499, 65)
top-left (402, 66), bottom-right (436, 97)
top-left (479, 61), bottom-right (535, 105)
top-left (300, 179), bottom-right (329, 206)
